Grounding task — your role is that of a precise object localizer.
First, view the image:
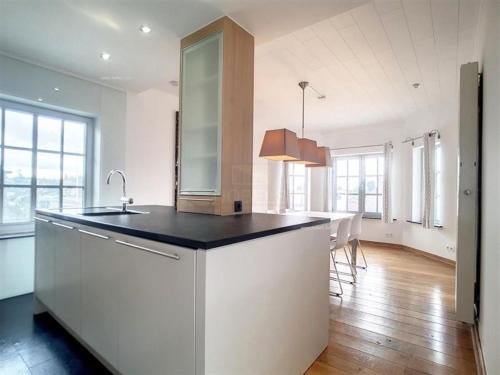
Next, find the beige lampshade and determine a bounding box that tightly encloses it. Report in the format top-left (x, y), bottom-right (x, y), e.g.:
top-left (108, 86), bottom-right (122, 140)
top-left (293, 138), bottom-right (320, 165)
top-left (307, 146), bottom-right (332, 167)
top-left (259, 129), bottom-right (300, 161)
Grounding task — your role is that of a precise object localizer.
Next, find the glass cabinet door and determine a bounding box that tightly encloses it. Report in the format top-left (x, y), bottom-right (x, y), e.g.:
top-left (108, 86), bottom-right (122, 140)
top-left (179, 32), bottom-right (223, 195)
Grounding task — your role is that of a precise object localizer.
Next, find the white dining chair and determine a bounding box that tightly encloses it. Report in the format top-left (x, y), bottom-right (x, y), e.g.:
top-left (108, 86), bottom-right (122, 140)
top-left (330, 217), bottom-right (356, 297)
top-left (348, 213), bottom-right (368, 270)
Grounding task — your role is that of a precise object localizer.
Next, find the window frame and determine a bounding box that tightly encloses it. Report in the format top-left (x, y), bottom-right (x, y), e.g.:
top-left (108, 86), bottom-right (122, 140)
top-left (332, 153), bottom-right (384, 219)
top-left (0, 99), bottom-right (94, 235)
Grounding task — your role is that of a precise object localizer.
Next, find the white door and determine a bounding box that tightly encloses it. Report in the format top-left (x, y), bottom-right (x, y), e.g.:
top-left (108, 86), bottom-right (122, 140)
top-left (80, 226), bottom-right (119, 368)
top-left (53, 220), bottom-right (81, 333)
top-left (34, 217), bottom-right (55, 309)
top-left (456, 62), bottom-right (480, 324)
top-left (115, 235), bottom-right (197, 375)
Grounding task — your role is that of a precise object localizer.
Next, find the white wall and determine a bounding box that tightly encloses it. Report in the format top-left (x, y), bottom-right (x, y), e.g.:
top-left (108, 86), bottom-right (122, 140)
top-left (0, 237), bottom-right (34, 300)
top-left (125, 89), bottom-right (178, 205)
top-left (476, 0), bottom-right (500, 373)
top-left (252, 117), bottom-right (270, 213)
top-left (0, 54), bottom-right (127, 206)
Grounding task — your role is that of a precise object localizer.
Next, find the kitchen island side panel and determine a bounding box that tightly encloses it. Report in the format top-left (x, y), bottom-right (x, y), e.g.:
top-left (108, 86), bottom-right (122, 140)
top-left (200, 225), bottom-right (330, 375)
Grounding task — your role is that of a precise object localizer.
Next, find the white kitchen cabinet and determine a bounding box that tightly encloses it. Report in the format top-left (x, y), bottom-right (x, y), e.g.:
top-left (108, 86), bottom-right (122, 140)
top-left (34, 217), bottom-right (55, 310)
top-left (79, 226), bottom-right (119, 369)
top-left (114, 234), bottom-right (197, 375)
top-left (52, 220), bottom-right (81, 334)
top-left (34, 210), bottom-right (329, 375)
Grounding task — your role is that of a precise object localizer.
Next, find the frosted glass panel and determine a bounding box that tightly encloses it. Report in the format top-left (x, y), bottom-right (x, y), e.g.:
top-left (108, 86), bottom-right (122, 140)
top-left (180, 32), bottom-right (222, 195)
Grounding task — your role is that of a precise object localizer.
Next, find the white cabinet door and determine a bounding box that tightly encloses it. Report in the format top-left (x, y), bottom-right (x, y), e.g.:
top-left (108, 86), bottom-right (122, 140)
top-left (52, 220), bottom-right (81, 334)
top-left (115, 235), bottom-right (197, 375)
top-left (80, 226), bottom-right (119, 368)
top-left (34, 217), bottom-right (55, 309)
top-left (180, 31), bottom-right (223, 195)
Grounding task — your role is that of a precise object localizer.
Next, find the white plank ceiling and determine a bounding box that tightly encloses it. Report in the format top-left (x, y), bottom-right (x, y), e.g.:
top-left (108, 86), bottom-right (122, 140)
top-left (254, 0), bottom-right (483, 132)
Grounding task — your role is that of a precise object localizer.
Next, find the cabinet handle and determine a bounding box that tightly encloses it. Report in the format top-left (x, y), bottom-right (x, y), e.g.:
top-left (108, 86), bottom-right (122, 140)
top-left (178, 198), bottom-right (214, 202)
top-left (34, 217), bottom-right (50, 223)
top-left (52, 222), bottom-right (74, 230)
top-left (115, 240), bottom-right (180, 260)
top-left (78, 229), bottom-right (110, 240)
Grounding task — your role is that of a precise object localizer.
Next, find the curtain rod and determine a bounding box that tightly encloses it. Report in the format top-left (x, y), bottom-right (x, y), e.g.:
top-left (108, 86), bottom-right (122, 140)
top-left (402, 129), bottom-right (441, 144)
top-left (329, 141), bottom-right (392, 151)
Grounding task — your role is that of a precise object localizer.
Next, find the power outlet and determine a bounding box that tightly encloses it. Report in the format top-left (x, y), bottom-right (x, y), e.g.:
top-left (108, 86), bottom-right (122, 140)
top-left (234, 200), bottom-right (242, 213)
top-left (385, 233), bottom-right (393, 238)
top-left (446, 245), bottom-right (456, 253)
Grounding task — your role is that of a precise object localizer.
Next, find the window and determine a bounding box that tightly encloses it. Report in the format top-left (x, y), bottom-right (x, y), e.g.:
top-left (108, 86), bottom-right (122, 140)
top-left (0, 99), bottom-right (93, 234)
top-left (410, 143), bottom-right (442, 226)
top-left (287, 163), bottom-right (308, 211)
top-left (332, 154), bottom-right (384, 218)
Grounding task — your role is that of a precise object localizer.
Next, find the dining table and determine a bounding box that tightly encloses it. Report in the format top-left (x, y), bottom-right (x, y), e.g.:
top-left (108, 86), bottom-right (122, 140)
top-left (284, 211), bottom-right (357, 265)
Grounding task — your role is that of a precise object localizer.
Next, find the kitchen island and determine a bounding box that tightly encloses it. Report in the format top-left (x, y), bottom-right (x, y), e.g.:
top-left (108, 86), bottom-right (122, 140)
top-left (34, 205), bottom-right (331, 375)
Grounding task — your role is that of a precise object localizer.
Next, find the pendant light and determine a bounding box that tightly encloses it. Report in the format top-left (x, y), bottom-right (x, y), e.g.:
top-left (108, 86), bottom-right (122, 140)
top-left (259, 128), bottom-right (300, 161)
top-left (290, 81), bottom-right (320, 165)
top-left (306, 146), bottom-right (332, 168)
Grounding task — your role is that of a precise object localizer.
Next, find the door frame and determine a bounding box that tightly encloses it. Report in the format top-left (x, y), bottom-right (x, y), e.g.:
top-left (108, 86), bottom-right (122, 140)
top-left (456, 62), bottom-right (481, 324)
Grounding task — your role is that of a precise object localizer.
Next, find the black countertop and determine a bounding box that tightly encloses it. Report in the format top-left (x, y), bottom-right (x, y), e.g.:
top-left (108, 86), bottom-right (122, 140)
top-left (35, 205), bottom-right (330, 250)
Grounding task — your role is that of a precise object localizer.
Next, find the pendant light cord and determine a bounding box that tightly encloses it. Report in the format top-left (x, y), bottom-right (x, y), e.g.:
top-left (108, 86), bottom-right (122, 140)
top-left (298, 81), bottom-right (309, 138)
top-left (301, 84), bottom-right (305, 138)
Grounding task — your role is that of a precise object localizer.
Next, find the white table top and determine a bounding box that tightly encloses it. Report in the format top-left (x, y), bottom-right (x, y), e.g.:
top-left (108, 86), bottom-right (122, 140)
top-left (284, 211), bottom-right (354, 222)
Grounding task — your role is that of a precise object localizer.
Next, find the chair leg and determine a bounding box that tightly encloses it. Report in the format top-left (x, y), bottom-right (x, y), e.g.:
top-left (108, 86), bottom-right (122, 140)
top-left (329, 251), bottom-right (343, 297)
top-left (343, 246), bottom-right (357, 282)
top-left (335, 246), bottom-right (356, 272)
top-left (330, 249), bottom-right (356, 285)
top-left (357, 239), bottom-right (368, 270)
top-left (343, 241), bottom-right (367, 271)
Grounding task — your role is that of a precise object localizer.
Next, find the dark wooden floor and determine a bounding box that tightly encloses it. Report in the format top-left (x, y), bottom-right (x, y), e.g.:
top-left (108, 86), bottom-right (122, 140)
top-left (307, 243), bottom-right (476, 375)
top-left (0, 294), bottom-right (110, 375)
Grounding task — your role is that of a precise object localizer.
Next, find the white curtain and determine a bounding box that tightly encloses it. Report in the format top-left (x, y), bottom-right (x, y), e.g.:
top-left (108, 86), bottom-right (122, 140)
top-left (422, 132), bottom-right (436, 228)
top-left (267, 160), bottom-right (288, 213)
top-left (325, 167), bottom-right (333, 212)
top-left (278, 162), bottom-right (289, 213)
top-left (382, 142), bottom-right (394, 223)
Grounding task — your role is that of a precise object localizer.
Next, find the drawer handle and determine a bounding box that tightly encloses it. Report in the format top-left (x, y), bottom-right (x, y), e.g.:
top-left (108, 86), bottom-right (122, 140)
top-left (78, 229), bottom-right (110, 240)
top-left (179, 198), bottom-right (214, 202)
top-left (115, 240), bottom-right (180, 260)
top-left (52, 222), bottom-right (74, 230)
top-left (34, 217), bottom-right (50, 223)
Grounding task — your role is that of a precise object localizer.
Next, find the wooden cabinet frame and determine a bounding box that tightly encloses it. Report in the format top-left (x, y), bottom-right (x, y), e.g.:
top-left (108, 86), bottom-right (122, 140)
top-left (177, 16), bottom-right (254, 215)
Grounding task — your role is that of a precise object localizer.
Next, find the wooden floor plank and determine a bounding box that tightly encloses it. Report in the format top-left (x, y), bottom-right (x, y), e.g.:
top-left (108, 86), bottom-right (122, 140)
top-left (330, 306), bottom-right (473, 348)
top-left (329, 299), bottom-right (471, 337)
top-left (329, 321), bottom-right (476, 373)
top-left (313, 245), bottom-right (477, 375)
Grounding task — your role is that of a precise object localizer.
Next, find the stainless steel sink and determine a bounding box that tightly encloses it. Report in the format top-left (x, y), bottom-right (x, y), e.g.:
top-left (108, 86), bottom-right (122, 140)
top-left (78, 207), bottom-right (149, 216)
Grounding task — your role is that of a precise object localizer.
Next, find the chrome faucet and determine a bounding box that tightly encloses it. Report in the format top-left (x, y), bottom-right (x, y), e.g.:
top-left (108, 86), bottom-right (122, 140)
top-left (106, 169), bottom-right (134, 212)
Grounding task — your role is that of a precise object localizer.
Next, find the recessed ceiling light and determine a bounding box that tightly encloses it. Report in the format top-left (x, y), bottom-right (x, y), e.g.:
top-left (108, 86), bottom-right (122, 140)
top-left (100, 52), bottom-right (111, 61)
top-left (139, 25), bottom-right (152, 34)
top-left (54, 87), bottom-right (60, 92)
top-left (412, 82), bottom-right (420, 89)
top-left (37, 98), bottom-right (43, 102)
